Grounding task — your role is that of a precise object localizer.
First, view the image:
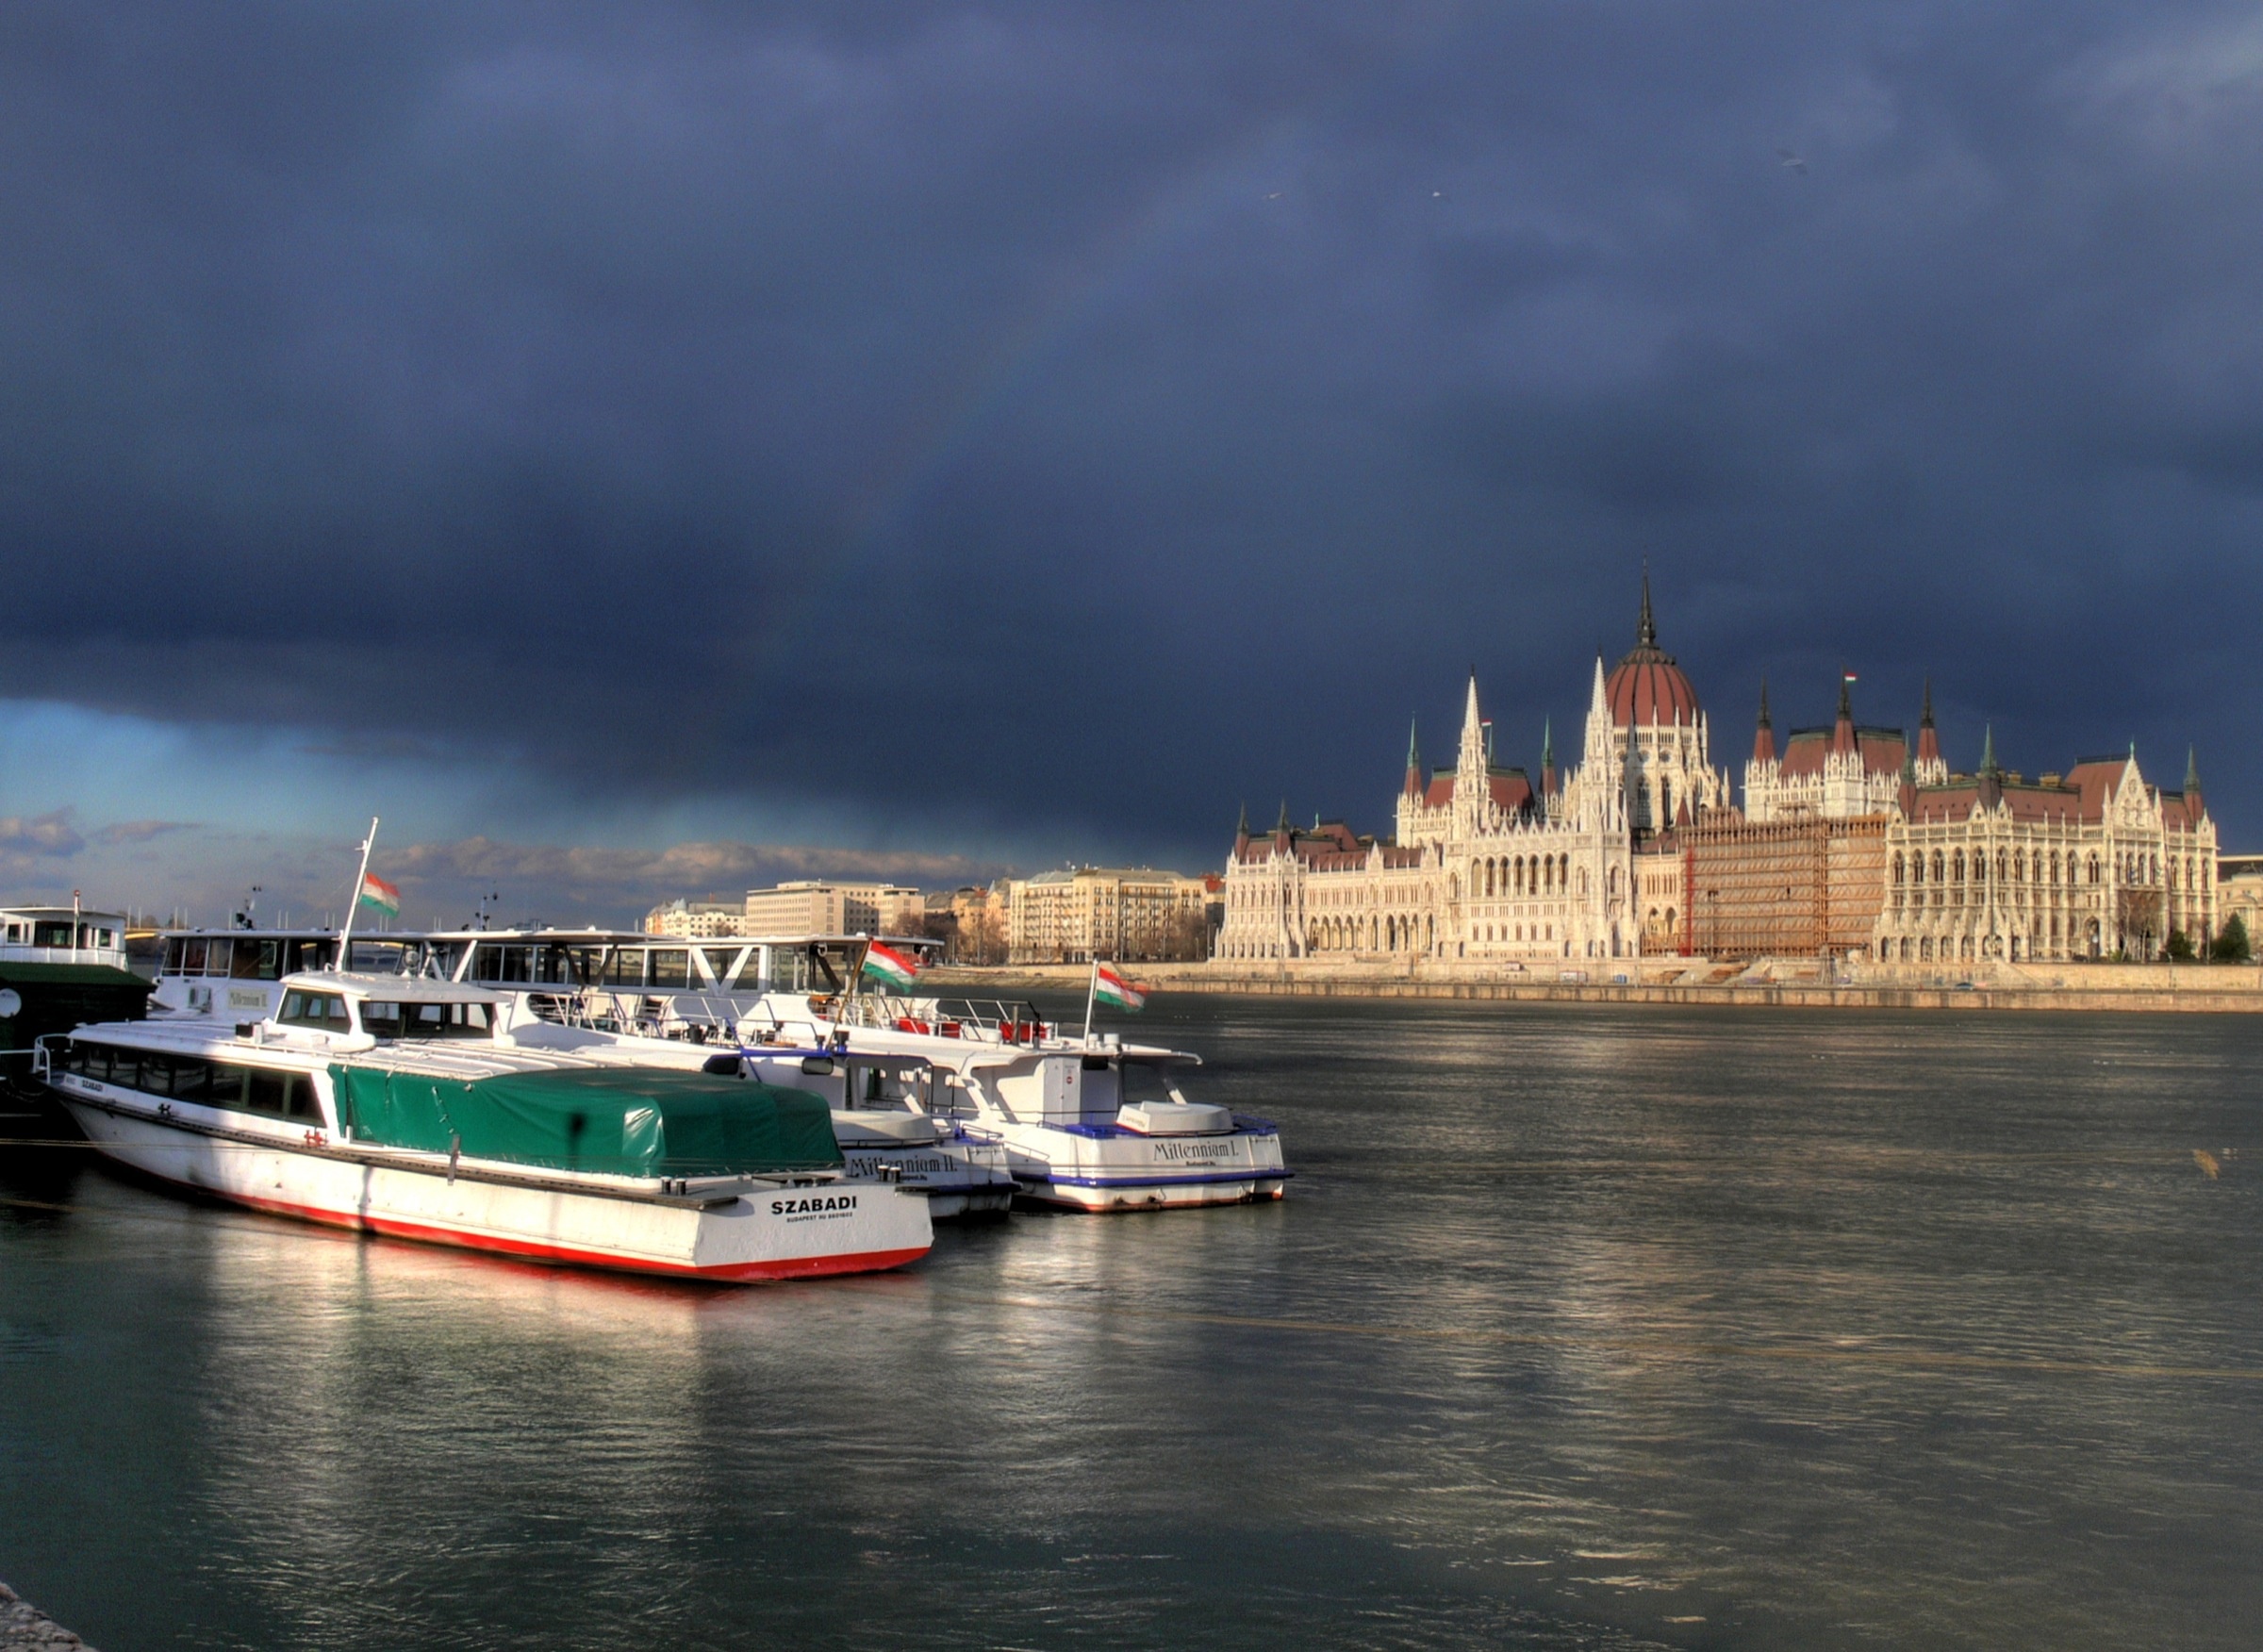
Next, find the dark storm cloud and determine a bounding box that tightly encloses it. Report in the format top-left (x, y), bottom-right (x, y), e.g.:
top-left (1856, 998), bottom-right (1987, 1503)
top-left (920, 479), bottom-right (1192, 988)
top-left (6, 1), bottom-right (2262, 861)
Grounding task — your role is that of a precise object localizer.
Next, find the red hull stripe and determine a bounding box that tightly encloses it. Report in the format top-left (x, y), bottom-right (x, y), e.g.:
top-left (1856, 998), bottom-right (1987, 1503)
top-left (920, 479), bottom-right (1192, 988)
top-left (222, 1187), bottom-right (928, 1281)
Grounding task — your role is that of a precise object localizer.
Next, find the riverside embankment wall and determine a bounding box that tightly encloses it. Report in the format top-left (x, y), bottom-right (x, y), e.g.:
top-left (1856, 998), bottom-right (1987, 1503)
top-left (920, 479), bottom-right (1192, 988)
top-left (924, 959), bottom-right (2263, 1014)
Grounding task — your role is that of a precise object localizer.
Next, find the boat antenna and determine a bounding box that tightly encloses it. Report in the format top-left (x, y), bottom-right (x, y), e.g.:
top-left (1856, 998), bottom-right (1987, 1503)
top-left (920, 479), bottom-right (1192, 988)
top-left (335, 817), bottom-right (380, 971)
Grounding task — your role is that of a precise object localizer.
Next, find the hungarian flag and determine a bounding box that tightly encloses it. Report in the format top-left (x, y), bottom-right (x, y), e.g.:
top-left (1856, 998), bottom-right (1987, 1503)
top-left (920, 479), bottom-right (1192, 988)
top-left (357, 871), bottom-right (401, 917)
top-left (1094, 963), bottom-right (1148, 1012)
top-left (861, 941), bottom-right (919, 991)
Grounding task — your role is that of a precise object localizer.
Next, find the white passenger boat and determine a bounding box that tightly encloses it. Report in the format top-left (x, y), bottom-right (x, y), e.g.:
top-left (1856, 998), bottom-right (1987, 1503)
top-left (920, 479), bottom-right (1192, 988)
top-left (347, 928), bottom-right (1010, 1217)
top-left (39, 971), bottom-right (932, 1281)
top-left (807, 985), bottom-right (1291, 1212)
top-left (495, 989), bottom-right (1018, 1218)
top-left (414, 932), bottom-right (1291, 1212)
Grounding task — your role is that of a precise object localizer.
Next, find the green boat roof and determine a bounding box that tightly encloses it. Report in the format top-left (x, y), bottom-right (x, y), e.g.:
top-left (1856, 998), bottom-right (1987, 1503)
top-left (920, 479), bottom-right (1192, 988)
top-left (331, 1065), bottom-right (844, 1180)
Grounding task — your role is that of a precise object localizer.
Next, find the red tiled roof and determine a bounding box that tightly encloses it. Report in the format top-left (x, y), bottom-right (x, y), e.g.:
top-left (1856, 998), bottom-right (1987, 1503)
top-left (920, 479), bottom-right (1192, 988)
top-left (1775, 727), bottom-right (1908, 779)
top-left (1605, 650), bottom-right (1701, 727)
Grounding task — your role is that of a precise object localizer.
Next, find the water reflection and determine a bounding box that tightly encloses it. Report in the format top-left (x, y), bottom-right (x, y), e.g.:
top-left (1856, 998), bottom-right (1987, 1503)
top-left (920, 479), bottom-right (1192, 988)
top-left (4, 1002), bottom-right (2262, 1649)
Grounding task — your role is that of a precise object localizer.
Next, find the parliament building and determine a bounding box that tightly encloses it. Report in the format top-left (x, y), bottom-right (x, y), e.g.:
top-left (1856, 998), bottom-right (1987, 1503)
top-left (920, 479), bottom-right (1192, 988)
top-left (1215, 584), bottom-right (2219, 966)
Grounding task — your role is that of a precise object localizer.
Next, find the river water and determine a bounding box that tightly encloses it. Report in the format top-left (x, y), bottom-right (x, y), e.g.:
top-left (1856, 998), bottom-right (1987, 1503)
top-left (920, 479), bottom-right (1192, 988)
top-left (3, 999), bottom-right (2260, 1650)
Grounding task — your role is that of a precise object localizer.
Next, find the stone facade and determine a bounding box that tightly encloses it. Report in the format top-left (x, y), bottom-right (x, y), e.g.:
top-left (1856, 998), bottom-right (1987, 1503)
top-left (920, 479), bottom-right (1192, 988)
top-left (1217, 581), bottom-right (2222, 967)
top-left (1876, 747), bottom-right (2217, 963)
top-left (1216, 581), bottom-right (1726, 964)
top-left (1007, 867), bottom-right (1209, 964)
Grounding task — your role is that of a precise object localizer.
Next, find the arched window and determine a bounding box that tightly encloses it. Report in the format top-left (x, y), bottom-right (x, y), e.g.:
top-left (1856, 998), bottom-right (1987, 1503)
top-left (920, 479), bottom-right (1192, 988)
top-left (1893, 853), bottom-right (1905, 885)
top-left (1577, 867), bottom-right (1590, 898)
top-left (1660, 777), bottom-right (1674, 824)
top-left (1484, 861), bottom-right (1495, 898)
top-left (1954, 851), bottom-right (1965, 883)
top-left (1931, 851), bottom-right (1944, 884)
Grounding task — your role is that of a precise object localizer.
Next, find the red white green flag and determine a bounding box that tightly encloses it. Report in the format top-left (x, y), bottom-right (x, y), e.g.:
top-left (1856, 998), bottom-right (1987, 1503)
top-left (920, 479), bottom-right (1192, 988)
top-left (357, 871), bottom-right (401, 917)
top-left (1094, 963), bottom-right (1148, 1012)
top-left (861, 941), bottom-right (919, 991)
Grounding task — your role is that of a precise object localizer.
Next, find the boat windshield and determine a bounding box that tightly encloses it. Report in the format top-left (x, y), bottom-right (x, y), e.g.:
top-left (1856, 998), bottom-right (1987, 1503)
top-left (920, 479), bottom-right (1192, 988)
top-left (360, 999), bottom-right (494, 1040)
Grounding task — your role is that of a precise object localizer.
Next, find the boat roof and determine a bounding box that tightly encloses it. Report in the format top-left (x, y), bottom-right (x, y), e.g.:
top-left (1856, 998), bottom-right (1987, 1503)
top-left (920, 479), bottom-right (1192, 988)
top-left (282, 970), bottom-right (506, 1004)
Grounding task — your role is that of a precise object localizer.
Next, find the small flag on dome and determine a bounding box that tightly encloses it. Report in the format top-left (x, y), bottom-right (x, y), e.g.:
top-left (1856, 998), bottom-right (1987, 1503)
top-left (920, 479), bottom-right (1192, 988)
top-left (860, 941), bottom-right (919, 991)
top-left (1094, 964), bottom-right (1148, 1012)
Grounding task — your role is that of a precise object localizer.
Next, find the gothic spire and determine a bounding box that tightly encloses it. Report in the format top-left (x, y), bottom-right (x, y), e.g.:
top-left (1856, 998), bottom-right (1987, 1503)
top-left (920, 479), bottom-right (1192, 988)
top-left (1542, 718), bottom-right (1554, 769)
top-left (1757, 678), bottom-right (1772, 729)
top-left (1837, 671), bottom-right (1853, 723)
top-left (1276, 798), bottom-right (1291, 833)
top-left (1405, 716), bottom-right (1421, 771)
top-left (1920, 676), bottom-right (1935, 728)
top-left (1637, 565), bottom-right (1657, 649)
top-left (1980, 724), bottom-right (2000, 779)
top-left (2187, 745), bottom-right (2202, 796)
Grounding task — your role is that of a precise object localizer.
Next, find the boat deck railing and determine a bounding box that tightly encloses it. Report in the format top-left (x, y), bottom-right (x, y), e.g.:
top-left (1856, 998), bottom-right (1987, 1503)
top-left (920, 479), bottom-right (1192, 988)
top-left (520, 988), bottom-right (745, 1045)
top-left (835, 993), bottom-right (1056, 1045)
top-left (0, 943), bottom-right (131, 969)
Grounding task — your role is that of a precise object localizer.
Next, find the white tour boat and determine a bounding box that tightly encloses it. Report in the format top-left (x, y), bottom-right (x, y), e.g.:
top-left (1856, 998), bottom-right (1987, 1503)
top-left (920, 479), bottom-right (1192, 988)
top-left (794, 983), bottom-right (1291, 1212)
top-left (39, 970), bottom-right (933, 1281)
top-left (437, 933), bottom-right (1292, 1213)
top-left (366, 928), bottom-right (1016, 1218)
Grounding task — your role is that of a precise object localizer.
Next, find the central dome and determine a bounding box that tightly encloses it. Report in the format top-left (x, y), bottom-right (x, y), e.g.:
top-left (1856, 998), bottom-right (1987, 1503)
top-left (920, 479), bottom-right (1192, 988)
top-left (1604, 578), bottom-right (1701, 727)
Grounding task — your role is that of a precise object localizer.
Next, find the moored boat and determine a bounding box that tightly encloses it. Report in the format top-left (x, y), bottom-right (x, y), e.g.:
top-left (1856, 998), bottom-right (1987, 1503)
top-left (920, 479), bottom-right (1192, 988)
top-left (39, 970), bottom-right (932, 1280)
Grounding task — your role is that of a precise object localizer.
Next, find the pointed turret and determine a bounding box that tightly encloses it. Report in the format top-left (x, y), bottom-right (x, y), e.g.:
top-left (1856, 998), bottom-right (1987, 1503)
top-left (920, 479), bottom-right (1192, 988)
top-left (1403, 718), bottom-right (1425, 799)
top-left (1898, 745), bottom-right (1917, 815)
top-left (1980, 724), bottom-right (1999, 777)
top-left (1977, 724), bottom-right (2003, 809)
top-left (1752, 679), bottom-right (1776, 765)
top-left (1832, 672), bottom-right (1857, 756)
top-left (1274, 799), bottom-right (1292, 851)
top-left (1234, 801), bottom-right (1250, 857)
top-left (1541, 719), bottom-right (1559, 800)
top-left (1917, 677), bottom-right (1941, 768)
top-left (2186, 746), bottom-right (2203, 810)
top-left (1637, 564), bottom-right (1657, 650)
top-left (1454, 670), bottom-right (1490, 813)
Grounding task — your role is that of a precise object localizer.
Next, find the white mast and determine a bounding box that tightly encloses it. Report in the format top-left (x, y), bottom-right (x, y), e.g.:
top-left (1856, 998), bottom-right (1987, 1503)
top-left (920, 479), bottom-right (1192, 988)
top-left (334, 817), bottom-right (379, 968)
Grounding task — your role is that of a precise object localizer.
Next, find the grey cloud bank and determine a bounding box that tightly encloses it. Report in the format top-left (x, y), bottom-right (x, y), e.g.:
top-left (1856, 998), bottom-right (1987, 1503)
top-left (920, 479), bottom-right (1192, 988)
top-left (4, 1), bottom-right (2260, 909)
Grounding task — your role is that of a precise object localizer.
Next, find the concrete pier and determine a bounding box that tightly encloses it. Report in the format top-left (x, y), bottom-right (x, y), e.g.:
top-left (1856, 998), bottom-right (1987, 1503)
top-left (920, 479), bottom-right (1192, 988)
top-left (0, 1584), bottom-right (93, 1652)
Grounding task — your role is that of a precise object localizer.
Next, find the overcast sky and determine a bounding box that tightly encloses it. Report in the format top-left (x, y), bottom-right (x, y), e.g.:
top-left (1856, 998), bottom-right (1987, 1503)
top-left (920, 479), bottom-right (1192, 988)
top-left (4, 2), bottom-right (2259, 925)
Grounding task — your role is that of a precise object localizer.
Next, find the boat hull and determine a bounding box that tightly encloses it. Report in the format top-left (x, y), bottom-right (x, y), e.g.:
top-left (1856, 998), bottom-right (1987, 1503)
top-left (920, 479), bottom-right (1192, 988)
top-left (989, 1119), bottom-right (1291, 1213)
top-left (56, 1091), bottom-right (932, 1281)
top-left (834, 1135), bottom-right (1016, 1219)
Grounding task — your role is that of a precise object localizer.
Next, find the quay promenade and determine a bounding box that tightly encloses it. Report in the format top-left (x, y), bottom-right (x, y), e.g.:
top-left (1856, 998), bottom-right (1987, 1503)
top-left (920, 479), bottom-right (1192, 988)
top-left (927, 956), bottom-right (2263, 1014)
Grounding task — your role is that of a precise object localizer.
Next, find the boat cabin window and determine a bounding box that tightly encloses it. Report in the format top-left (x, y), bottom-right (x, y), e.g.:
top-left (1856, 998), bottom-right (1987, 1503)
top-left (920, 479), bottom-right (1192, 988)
top-left (230, 939), bottom-right (283, 981)
top-left (360, 999), bottom-right (493, 1040)
top-left (62, 1042), bottom-right (322, 1121)
top-left (472, 943), bottom-right (534, 983)
top-left (277, 991), bottom-right (351, 1031)
top-left (648, 950), bottom-right (692, 989)
top-left (603, 949), bottom-right (646, 987)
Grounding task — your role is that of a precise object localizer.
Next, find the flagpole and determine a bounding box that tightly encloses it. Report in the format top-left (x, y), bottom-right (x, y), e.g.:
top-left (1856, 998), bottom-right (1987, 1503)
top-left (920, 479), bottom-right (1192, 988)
top-left (1082, 957), bottom-right (1098, 1041)
top-left (335, 817), bottom-right (379, 970)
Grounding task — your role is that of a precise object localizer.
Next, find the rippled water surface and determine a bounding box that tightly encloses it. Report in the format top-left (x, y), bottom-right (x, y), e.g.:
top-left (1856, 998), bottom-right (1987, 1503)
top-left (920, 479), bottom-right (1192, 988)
top-left (5, 999), bottom-right (2262, 1649)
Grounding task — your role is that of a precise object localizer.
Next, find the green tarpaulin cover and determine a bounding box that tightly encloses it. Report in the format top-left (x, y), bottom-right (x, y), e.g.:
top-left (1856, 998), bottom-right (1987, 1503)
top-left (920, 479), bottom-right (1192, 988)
top-left (331, 1065), bottom-right (843, 1178)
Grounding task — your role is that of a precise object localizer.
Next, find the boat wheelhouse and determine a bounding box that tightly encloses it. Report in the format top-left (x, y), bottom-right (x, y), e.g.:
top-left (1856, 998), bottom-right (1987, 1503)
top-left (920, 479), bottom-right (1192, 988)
top-left (41, 971), bottom-right (931, 1281)
top-left (150, 928), bottom-right (423, 1021)
top-left (0, 905), bottom-right (130, 970)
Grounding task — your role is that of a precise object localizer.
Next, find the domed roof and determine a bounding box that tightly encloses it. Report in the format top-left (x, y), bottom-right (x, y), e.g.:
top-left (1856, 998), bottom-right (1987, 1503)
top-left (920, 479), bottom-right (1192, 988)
top-left (1604, 576), bottom-right (1701, 727)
